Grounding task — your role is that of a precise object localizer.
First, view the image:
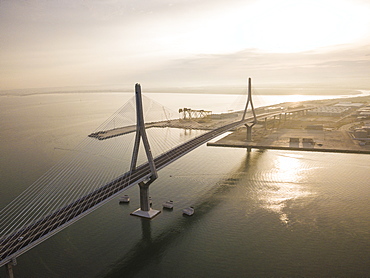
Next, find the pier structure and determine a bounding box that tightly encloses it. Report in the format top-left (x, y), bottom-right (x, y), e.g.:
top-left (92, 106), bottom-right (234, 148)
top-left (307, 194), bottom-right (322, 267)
top-left (242, 78), bottom-right (257, 142)
top-left (130, 83), bottom-right (160, 219)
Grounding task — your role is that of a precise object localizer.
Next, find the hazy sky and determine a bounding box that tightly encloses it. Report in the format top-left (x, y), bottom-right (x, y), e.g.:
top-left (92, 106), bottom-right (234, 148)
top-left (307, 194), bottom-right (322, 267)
top-left (1, 0), bottom-right (370, 92)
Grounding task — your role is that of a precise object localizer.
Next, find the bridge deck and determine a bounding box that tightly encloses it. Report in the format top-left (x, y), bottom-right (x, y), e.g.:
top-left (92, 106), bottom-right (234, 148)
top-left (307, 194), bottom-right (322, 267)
top-left (0, 107), bottom-right (312, 267)
top-left (0, 118), bottom-right (246, 267)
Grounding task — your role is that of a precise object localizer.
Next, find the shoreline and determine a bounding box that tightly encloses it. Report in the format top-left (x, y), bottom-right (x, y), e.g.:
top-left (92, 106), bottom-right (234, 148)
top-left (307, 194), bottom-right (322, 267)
top-left (207, 94), bottom-right (370, 155)
top-left (207, 142), bottom-right (370, 155)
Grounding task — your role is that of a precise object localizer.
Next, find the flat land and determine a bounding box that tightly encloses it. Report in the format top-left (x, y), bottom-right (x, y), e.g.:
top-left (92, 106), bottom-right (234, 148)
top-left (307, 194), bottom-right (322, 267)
top-left (209, 95), bottom-right (370, 154)
top-left (208, 127), bottom-right (370, 154)
top-left (90, 94), bottom-right (370, 154)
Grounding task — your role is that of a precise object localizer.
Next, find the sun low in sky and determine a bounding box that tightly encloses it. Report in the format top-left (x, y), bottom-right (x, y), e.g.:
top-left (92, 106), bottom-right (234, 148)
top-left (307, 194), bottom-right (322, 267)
top-left (1, 0), bottom-right (370, 92)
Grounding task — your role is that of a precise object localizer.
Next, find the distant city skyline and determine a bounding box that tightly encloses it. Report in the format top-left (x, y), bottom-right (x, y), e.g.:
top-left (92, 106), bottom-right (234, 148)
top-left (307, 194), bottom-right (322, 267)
top-left (1, 0), bottom-right (370, 92)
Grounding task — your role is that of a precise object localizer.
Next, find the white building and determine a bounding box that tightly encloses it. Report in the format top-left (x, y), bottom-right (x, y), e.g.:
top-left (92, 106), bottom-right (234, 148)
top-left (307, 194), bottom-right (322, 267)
top-left (307, 106), bottom-right (350, 117)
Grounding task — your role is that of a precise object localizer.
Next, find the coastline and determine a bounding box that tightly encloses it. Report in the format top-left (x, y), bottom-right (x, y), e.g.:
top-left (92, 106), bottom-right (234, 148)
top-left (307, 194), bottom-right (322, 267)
top-left (207, 142), bottom-right (370, 155)
top-left (208, 94), bottom-right (370, 155)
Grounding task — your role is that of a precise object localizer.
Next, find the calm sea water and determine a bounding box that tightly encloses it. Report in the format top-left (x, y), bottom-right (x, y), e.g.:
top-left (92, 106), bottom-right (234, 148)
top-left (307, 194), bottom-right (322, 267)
top-left (0, 92), bottom-right (369, 277)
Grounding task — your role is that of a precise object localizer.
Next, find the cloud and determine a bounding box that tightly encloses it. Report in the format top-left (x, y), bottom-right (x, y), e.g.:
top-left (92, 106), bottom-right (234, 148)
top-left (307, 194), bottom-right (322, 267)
top-left (132, 43), bottom-right (370, 90)
top-left (0, 0), bottom-right (369, 91)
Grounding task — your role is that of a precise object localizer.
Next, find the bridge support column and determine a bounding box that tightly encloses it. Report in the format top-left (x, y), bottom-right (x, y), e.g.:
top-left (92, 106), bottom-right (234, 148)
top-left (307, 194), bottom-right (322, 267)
top-left (242, 78), bottom-right (257, 144)
top-left (5, 258), bottom-right (16, 278)
top-left (246, 124), bottom-right (253, 142)
top-left (131, 181), bottom-right (160, 219)
top-left (139, 182), bottom-right (150, 212)
top-left (130, 83), bottom-right (160, 219)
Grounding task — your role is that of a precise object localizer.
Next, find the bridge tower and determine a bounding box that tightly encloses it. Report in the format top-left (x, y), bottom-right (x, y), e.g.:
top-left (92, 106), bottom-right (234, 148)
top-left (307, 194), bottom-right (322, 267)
top-left (130, 83), bottom-right (161, 219)
top-left (242, 77), bottom-right (257, 142)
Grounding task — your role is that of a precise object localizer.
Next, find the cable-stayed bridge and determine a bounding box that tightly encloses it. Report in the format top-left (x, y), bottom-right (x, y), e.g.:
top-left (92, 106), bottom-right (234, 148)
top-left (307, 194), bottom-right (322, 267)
top-left (0, 80), bottom-right (309, 275)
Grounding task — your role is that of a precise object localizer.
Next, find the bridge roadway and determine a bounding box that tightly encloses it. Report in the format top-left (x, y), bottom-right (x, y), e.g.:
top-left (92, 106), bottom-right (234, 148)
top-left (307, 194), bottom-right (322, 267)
top-left (0, 106), bottom-right (311, 267)
top-left (0, 117), bottom-right (249, 267)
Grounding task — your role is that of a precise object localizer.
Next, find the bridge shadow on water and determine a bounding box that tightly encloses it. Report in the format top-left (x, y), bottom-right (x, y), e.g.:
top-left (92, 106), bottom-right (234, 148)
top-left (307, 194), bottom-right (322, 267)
top-left (101, 150), bottom-right (266, 278)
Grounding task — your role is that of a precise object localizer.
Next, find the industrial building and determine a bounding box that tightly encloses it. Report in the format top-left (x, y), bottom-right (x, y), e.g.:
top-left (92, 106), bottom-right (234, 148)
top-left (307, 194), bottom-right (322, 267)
top-left (307, 102), bottom-right (365, 117)
top-left (333, 102), bottom-right (364, 108)
top-left (307, 106), bottom-right (350, 117)
top-left (353, 122), bottom-right (370, 145)
top-left (356, 105), bottom-right (370, 119)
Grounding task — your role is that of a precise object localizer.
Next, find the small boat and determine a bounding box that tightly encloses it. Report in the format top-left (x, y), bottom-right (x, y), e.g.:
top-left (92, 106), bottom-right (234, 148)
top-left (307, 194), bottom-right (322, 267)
top-left (162, 200), bottom-right (174, 209)
top-left (119, 195), bottom-right (130, 203)
top-left (182, 206), bottom-right (194, 216)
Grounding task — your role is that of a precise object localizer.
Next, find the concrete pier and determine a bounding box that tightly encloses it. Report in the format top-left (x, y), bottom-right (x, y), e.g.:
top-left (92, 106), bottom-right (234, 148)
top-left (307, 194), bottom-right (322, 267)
top-left (246, 125), bottom-right (253, 142)
top-left (131, 182), bottom-right (160, 219)
top-left (131, 208), bottom-right (161, 219)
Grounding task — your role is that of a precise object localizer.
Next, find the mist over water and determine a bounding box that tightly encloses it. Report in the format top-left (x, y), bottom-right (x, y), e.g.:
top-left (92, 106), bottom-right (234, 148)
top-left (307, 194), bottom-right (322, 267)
top-left (0, 92), bottom-right (369, 277)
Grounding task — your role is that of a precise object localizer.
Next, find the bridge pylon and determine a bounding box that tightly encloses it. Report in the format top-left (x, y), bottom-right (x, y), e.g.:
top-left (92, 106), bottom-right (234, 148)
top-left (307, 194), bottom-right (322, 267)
top-left (130, 83), bottom-right (161, 219)
top-left (242, 77), bottom-right (257, 142)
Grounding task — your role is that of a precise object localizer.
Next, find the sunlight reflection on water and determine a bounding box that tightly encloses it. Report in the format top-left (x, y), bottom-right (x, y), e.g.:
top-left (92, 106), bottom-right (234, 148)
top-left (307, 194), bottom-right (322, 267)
top-left (256, 152), bottom-right (317, 224)
top-left (1, 93), bottom-right (370, 277)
